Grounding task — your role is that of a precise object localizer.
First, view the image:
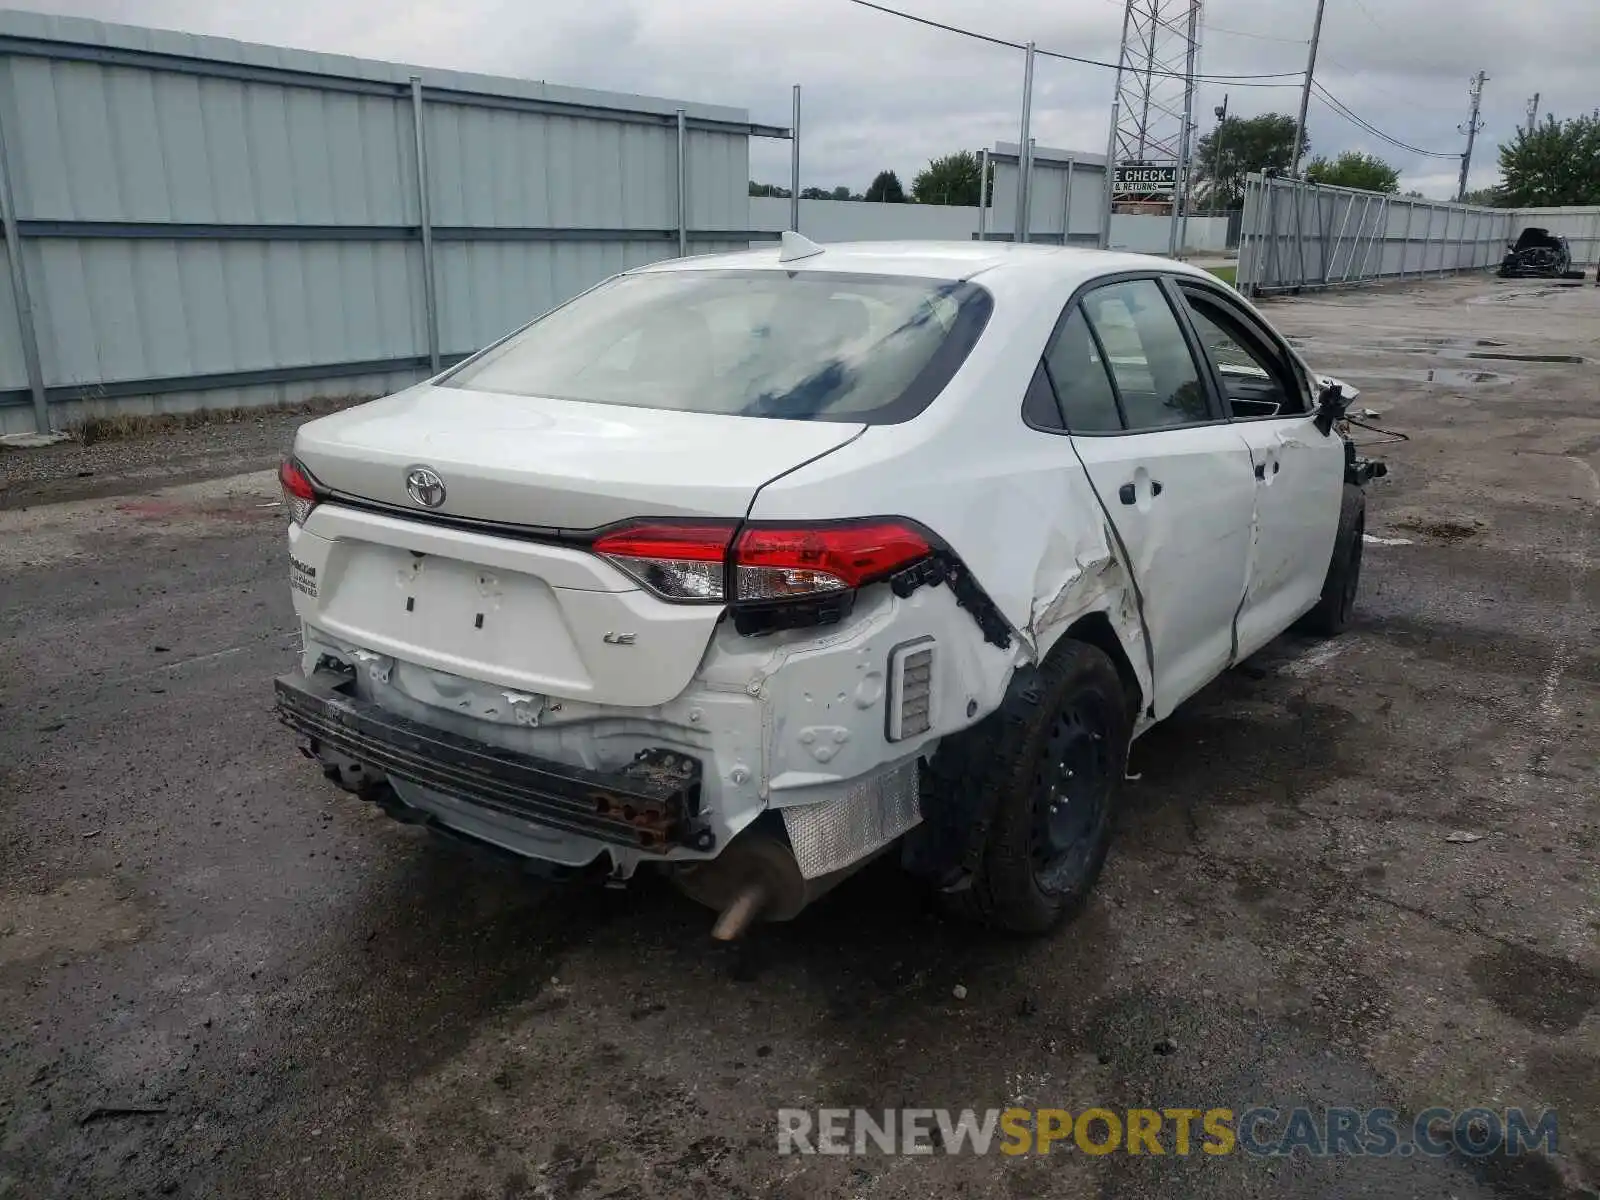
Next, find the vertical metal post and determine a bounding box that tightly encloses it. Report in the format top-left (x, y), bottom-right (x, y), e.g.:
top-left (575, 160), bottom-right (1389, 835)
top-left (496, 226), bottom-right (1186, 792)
top-left (1015, 42), bottom-right (1036, 243)
top-left (0, 95), bottom-right (50, 434)
top-left (1451, 203), bottom-right (1469, 273)
top-left (789, 85), bottom-right (801, 233)
top-left (977, 148), bottom-right (990, 241)
top-left (1061, 156), bottom-right (1076, 245)
top-left (1023, 137), bottom-right (1037, 243)
top-left (1292, 0), bottom-right (1328, 176)
top-left (1437, 206), bottom-right (1450, 277)
top-left (409, 77), bottom-right (440, 374)
top-left (675, 108), bottom-right (688, 257)
top-left (1235, 173), bottom-right (1248, 291)
top-left (1170, 0), bottom-right (1200, 259)
top-left (1399, 201), bottom-right (1416, 278)
top-left (1101, 97), bottom-right (1121, 249)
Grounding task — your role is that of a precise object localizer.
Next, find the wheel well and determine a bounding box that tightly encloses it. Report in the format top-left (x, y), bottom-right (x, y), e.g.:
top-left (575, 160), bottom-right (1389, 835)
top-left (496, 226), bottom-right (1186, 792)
top-left (1057, 611), bottom-right (1144, 722)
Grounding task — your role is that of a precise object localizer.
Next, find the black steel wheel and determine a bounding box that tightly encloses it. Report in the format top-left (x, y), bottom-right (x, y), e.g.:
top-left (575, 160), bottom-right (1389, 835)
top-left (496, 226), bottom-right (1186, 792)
top-left (933, 639), bottom-right (1131, 934)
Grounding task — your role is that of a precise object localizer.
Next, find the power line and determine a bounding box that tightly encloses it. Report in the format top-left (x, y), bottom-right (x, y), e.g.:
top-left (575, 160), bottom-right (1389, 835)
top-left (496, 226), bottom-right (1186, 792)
top-left (1311, 82), bottom-right (1462, 159)
top-left (843, 0), bottom-right (1307, 82)
top-left (1203, 22), bottom-right (1307, 45)
top-left (1314, 55), bottom-right (1464, 116)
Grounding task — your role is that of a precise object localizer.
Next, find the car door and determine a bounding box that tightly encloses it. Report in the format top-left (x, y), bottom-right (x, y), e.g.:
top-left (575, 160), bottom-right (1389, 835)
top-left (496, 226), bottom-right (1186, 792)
top-left (1042, 276), bottom-right (1257, 717)
top-left (1173, 281), bottom-right (1345, 660)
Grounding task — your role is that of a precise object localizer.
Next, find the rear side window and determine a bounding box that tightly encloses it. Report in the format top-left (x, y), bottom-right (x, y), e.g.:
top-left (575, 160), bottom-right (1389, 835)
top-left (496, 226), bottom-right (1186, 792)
top-left (1043, 308), bottom-right (1122, 432)
top-left (1080, 279), bottom-right (1212, 429)
top-left (440, 270), bottom-right (993, 424)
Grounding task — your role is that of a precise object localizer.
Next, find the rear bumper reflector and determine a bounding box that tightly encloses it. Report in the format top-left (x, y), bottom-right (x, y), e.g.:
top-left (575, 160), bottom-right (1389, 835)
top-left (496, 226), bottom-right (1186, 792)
top-left (274, 668), bottom-right (712, 853)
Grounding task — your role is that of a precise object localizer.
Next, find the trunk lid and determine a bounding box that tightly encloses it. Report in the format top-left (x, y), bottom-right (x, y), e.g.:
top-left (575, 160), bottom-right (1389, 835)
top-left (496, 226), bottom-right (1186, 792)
top-left (294, 383), bottom-right (866, 529)
top-left (290, 385), bottom-right (864, 710)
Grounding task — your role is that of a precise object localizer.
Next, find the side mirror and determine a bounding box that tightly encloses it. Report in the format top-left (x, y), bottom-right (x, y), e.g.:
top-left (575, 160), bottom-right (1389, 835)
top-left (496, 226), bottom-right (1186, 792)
top-left (1313, 382), bottom-right (1349, 436)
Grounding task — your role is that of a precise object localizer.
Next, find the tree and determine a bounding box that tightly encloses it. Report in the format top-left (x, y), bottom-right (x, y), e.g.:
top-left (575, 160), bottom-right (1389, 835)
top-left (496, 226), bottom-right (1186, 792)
top-left (1192, 114), bottom-right (1307, 209)
top-left (800, 186), bottom-right (829, 200)
top-left (1497, 113), bottom-right (1600, 207)
top-left (1305, 151), bottom-right (1400, 194)
top-left (911, 150), bottom-right (989, 206)
top-left (863, 170), bottom-right (907, 203)
top-left (1459, 186), bottom-right (1502, 206)
top-left (748, 181), bottom-right (791, 198)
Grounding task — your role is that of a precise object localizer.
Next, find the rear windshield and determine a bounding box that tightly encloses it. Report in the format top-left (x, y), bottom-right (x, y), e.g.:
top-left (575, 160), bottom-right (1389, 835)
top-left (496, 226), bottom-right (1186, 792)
top-left (439, 269), bottom-right (993, 424)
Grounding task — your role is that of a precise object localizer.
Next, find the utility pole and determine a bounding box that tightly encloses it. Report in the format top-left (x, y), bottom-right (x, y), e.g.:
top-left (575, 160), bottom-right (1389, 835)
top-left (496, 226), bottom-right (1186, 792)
top-left (1457, 71), bottom-right (1488, 202)
top-left (1292, 0), bottom-right (1328, 176)
top-left (1212, 93), bottom-right (1230, 207)
top-left (1525, 92), bottom-right (1540, 136)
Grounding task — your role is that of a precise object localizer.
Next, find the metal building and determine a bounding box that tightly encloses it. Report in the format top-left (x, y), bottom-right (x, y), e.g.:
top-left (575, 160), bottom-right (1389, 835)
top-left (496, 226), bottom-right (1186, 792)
top-left (0, 10), bottom-right (788, 434)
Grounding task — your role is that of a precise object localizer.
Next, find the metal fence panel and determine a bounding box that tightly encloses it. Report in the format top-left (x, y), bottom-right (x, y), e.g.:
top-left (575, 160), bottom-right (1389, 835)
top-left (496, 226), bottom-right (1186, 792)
top-left (1238, 173), bottom-right (1517, 295)
top-left (0, 236), bottom-right (24, 391)
top-left (986, 143), bottom-right (1108, 245)
top-left (0, 10), bottom-right (785, 434)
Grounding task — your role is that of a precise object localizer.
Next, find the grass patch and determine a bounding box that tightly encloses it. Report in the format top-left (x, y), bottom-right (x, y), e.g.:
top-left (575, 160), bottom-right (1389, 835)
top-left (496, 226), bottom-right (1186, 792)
top-left (1205, 264), bottom-right (1237, 286)
top-left (65, 395), bottom-right (373, 447)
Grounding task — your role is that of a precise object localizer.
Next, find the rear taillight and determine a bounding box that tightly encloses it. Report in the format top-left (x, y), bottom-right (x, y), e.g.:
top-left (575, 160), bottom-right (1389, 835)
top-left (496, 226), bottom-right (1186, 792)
top-left (279, 459), bottom-right (317, 525)
top-left (734, 522), bottom-right (931, 600)
top-left (594, 521), bottom-right (735, 601)
top-left (593, 519), bottom-right (933, 613)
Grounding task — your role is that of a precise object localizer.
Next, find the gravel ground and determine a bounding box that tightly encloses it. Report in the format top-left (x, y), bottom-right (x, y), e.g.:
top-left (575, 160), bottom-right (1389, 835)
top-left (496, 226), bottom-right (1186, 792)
top-left (0, 275), bottom-right (1596, 1200)
top-left (0, 405), bottom-right (357, 511)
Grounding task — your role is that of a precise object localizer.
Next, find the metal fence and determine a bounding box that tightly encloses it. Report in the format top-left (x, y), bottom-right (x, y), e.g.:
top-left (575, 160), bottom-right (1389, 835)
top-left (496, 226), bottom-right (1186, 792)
top-left (0, 10), bottom-right (790, 435)
top-left (983, 143), bottom-right (1108, 246)
top-left (1238, 174), bottom-right (1517, 296)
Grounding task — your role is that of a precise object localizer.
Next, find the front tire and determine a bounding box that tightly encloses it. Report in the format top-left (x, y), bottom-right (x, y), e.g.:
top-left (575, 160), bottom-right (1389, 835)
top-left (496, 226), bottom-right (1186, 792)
top-left (939, 640), bottom-right (1130, 934)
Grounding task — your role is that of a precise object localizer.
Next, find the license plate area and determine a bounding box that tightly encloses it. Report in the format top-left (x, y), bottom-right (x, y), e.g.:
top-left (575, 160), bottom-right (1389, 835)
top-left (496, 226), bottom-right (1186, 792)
top-left (319, 544), bottom-right (591, 693)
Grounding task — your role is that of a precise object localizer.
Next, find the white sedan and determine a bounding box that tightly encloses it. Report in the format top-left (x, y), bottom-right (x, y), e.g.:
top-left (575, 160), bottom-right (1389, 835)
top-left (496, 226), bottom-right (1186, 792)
top-left (274, 235), bottom-right (1377, 937)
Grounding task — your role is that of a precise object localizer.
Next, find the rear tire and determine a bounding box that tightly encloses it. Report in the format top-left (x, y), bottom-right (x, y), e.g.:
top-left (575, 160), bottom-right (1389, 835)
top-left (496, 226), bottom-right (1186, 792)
top-left (1299, 483), bottom-right (1365, 636)
top-left (937, 640), bottom-right (1130, 934)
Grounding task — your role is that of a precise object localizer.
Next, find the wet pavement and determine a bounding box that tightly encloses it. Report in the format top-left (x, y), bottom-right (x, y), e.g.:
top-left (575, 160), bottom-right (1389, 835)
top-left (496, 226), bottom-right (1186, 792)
top-left (1, 275), bottom-right (1597, 1199)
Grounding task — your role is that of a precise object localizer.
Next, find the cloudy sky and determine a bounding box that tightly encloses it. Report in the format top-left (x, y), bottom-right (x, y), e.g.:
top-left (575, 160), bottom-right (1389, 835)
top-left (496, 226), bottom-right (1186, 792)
top-left (16, 0), bottom-right (1598, 198)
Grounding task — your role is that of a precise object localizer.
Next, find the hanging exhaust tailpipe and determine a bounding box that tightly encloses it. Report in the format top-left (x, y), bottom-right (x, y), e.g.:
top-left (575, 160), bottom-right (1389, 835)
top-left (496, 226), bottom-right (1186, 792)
top-left (672, 826), bottom-right (888, 939)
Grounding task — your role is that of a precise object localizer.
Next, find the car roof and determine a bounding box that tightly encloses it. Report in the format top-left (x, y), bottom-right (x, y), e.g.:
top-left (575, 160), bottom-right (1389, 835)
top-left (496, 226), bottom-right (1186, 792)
top-left (633, 239), bottom-right (1217, 288)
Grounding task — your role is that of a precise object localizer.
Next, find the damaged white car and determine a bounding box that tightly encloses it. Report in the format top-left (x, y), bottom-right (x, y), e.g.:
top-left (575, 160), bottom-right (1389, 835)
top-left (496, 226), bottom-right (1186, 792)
top-left (275, 235), bottom-right (1381, 937)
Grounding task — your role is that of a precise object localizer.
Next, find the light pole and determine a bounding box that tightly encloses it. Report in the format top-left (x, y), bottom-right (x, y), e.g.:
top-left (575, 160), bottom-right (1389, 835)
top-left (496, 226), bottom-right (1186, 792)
top-left (1212, 95), bottom-right (1229, 209)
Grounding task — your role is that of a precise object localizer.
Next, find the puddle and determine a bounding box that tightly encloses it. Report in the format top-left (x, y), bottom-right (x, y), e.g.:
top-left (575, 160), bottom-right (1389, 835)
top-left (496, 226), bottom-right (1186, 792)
top-left (1397, 519), bottom-right (1480, 542)
top-left (1465, 351), bottom-right (1585, 364)
top-left (1334, 368), bottom-right (1514, 386)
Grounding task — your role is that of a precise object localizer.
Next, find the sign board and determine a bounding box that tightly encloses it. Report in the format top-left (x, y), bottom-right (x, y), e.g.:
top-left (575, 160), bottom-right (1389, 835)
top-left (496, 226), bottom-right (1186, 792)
top-left (1114, 161), bottom-right (1178, 198)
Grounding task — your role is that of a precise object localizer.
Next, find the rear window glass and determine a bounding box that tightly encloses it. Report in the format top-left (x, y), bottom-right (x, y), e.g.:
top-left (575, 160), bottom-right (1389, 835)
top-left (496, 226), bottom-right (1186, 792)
top-left (439, 270), bottom-right (993, 424)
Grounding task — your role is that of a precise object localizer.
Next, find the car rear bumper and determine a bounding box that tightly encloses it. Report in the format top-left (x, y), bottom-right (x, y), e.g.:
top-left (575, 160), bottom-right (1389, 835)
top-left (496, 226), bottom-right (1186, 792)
top-left (274, 667), bottom-right (716, 854)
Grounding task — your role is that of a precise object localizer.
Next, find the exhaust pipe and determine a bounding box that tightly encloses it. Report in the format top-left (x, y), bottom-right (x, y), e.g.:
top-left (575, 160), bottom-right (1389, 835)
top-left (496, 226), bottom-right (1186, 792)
top-left (710, 882), bottom-right (769, 941)
top-left (672, 825), bottom-right (887, 939)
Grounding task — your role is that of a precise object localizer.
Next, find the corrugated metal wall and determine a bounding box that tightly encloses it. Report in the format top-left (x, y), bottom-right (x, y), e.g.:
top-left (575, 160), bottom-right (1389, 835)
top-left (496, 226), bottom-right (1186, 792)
top-left (0, 10), bottom-right (785, 434)
top-left (987, 143), bottom-right (1108, 246)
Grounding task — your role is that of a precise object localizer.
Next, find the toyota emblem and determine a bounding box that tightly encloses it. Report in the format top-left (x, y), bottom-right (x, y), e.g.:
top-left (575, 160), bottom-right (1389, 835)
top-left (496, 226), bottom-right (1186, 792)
top-left (405, 465), bottom-right (447, 509)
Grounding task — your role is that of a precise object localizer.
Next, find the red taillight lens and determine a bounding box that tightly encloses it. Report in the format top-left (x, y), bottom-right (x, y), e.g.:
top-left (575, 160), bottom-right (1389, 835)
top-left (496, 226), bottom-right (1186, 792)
top-left (734, 522), bottom-right (931, 601)
top-left (279, 459), bottom-right (317, 526)
top-left (593, 518), bottom-right (933, 608)
top-left (594, 521), bottom-right (736, 601)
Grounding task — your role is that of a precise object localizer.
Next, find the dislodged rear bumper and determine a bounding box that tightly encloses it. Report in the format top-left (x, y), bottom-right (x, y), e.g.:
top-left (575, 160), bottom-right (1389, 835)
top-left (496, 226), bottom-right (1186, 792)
top-left (274, 668), bottom-right (716, 854)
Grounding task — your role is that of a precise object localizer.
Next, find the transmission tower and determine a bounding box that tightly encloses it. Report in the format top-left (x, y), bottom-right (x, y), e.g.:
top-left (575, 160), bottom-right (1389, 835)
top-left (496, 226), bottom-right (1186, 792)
top-left (1111, 0), bottom-right (1204, 205)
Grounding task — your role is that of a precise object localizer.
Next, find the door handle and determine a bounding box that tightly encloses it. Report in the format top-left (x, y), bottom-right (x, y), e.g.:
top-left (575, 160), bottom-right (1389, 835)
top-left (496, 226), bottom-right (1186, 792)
top-left (1118, 483), bottom-right (1136, 505)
